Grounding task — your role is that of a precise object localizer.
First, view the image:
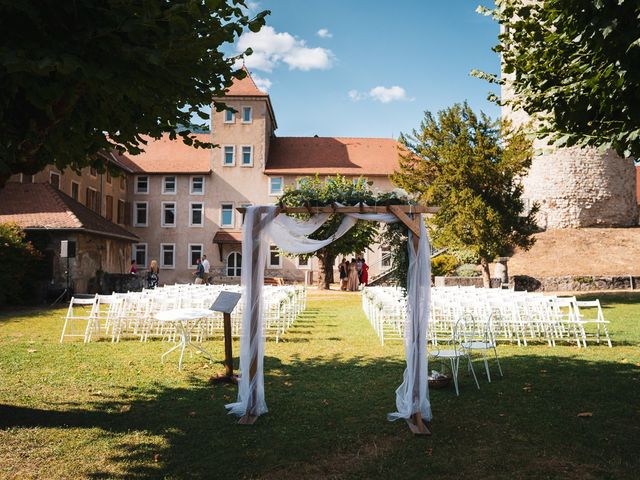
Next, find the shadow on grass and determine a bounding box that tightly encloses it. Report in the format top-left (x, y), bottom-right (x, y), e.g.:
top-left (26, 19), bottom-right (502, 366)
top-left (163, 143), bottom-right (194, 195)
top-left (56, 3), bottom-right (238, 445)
top-left (1, 353), bottom-right (639, 479)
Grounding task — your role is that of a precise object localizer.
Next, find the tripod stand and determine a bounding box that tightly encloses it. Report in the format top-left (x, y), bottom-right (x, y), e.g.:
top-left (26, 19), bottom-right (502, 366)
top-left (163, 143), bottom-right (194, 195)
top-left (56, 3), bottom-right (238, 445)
top-left (51, 256), bottom-right (71, 306)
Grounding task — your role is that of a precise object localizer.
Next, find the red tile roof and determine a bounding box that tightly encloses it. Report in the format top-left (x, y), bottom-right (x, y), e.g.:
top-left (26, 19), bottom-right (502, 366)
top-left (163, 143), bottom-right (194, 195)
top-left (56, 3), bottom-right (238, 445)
top-left (114, 134), bottom-right (213, 174)
top-left (0, 183), bottom-right (139, 241)
top-left (225, 67), bottom-right (268, 97)
top-left (264, 137), bottom-right (402, 176)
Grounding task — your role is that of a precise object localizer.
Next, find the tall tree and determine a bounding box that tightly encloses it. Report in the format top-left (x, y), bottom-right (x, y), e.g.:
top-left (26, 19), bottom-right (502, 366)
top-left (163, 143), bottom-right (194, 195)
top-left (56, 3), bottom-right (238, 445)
top-left (279, 176), bottom-right (379, 290)
top-left (473, 0), bottom-right (640, 159)
top-left (0, 0), bottom-right (268, 186)
top-left (392, 102), bottom-right (538, 287)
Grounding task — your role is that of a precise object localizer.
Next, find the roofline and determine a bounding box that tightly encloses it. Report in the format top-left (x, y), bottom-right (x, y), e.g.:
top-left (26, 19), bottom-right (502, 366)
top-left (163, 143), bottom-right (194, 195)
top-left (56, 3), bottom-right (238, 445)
top-left (23, 226), bottom-right (139, 242)
top-left (129, 170), bottom-right (213, 175)
top-left (263, 170), bottom-right (394, 176)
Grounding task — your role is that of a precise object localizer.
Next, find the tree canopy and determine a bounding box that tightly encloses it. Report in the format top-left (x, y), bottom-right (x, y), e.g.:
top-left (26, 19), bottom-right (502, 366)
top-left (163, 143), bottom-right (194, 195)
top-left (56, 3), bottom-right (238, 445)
top-left (473, 0), bottom-right (640, 159)
top-left (392, 102), bottom-right (538, 287)
top-left (0, 0), bottom-right (268, 186)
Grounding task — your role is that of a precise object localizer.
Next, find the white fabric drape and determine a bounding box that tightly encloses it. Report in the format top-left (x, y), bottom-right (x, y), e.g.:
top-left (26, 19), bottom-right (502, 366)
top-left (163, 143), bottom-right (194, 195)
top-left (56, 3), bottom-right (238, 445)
top-left (226, 205), bottom-right (431, 424)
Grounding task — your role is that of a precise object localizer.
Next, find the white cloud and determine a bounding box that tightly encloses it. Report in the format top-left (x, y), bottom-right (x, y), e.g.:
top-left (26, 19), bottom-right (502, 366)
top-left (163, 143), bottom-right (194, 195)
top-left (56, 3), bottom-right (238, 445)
top-left (252, 74), bottom-right (272, 92)
top-left (245, 1), bottom-right (261, 13)
top-left (348, 85), bottom-right (413, 103)
top-left (237, 26), bottom-right (334, 72)
top-left (348, 89), bottom-right (366, 101)
top-left (317, 28), bottom-right (333, 39)
top-left (369, 86), bottom-right (412, 103)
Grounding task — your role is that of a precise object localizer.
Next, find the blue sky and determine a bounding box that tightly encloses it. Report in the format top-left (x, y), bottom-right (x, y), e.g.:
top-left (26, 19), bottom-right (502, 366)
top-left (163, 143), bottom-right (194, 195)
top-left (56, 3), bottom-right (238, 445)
top-left (231, 0), bottom-right (500, 139)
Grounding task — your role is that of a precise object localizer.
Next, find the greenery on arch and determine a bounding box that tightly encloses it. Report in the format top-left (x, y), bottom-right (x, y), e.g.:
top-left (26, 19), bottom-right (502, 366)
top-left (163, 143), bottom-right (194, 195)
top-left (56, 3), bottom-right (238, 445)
top-left (278, 175), bottom-right (415, 290)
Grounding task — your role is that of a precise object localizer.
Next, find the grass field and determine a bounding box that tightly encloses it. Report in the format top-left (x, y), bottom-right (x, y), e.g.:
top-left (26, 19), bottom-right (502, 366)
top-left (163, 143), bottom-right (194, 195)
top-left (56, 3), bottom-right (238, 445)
top-left (0, 290), bottom-right (639, 479)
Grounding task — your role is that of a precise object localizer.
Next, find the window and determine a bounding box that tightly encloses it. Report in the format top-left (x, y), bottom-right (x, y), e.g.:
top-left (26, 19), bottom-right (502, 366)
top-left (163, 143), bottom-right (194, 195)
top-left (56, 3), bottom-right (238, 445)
top-left (220, 203), bottom-right (234, 227)
top-left (296, 177), bottom-right (310, 189)
top-left (162, 176), bottom-right (176, 194)
top-left (90, 167), bottom-right (97, 177)
top-left (21, 174), bottom-right (33, 183)
top-left (105, 195), bottom-right (114, 222)
top-left (190, 176), bottom-right (204, 195)
top-left (106, 170), bottom-right (112, 185)
top-left (241, 146), bottom-right (253, 166)
top-left (223, 146), bottom-right (235, 166)
top-left (190, 202), bottom-right (204, 226)
top-left (188, 244), bottom-right (203, 268)
top-left (120, 176), bottom-right (126, 190)
top-left (133, 243), bottom-right (147, 267)
top-left (161, 202), bottom-right (176, 227)
top-left (117, 199), bottom-right (126, 224)
top-left (381, 245), bottom-right (392, 268)
top-left (269, 245), bottom-right (282, 268)
top-left (269, 177), bottom-right (283, 196)
top-left (297, 256), bottom-right (310, 269)
top-left (134, 201), bottom-right (148, 226)
top-left (70, 182), bottom-right (79, 201)
top-left (242, 107), bottom-right (252, 123)
top-left (224, 109), bottom-right (235, 123)
top-left (135, 176), bottom-right (149, 194)
top-left (227, 252), bottom-right (242, 277)
top-left (160, 244), bottom-right (175, 269)
top-left (86, 188), bottom-right (99, 212)
top-left (49, 171), bottom-right (60, 189)
top-left (353, 177), bottom-right (367, 186)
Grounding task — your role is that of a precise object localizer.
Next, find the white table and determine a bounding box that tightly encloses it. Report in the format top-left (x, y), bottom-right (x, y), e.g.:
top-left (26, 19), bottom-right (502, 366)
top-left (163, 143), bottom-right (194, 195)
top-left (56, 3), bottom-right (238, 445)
top-left (155, 308), bottom-right (216, 371)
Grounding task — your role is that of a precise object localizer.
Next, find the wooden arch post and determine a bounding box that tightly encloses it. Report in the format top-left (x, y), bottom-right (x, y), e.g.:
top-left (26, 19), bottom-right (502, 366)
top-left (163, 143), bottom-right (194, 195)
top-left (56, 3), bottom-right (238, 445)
top-left (236, 204), bottom-right (437, 434)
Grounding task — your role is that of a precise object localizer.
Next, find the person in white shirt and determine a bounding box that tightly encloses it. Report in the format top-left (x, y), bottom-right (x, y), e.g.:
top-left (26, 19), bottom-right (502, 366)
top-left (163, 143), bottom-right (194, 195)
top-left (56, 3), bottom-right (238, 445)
top-left (201, 254), bottom-right (211, 283)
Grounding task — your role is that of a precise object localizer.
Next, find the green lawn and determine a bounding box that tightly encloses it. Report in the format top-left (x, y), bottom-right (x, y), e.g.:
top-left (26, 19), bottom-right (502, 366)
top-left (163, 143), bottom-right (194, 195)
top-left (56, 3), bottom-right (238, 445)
top-left (0, 290), bottom-right (638, 479)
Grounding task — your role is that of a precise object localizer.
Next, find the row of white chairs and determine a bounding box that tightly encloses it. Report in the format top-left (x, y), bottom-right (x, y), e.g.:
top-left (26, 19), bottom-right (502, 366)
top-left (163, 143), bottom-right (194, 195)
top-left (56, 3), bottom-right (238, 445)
top-left (60, 284), bottom-right (307, 344)
top-left (362, 286), bottom-right (612, 348)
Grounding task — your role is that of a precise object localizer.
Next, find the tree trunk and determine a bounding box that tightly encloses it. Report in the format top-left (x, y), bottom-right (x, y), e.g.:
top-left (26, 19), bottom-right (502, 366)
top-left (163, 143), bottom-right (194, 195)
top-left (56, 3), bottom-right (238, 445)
top-left (317, 252), bottom-right (336, 290)
top-left (480, 258), bottom-right (492, 288)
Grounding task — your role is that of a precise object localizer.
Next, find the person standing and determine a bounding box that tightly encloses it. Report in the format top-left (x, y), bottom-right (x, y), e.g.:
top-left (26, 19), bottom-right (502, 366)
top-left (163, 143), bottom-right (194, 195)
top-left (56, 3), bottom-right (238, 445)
top-left (193, 258), bottom-right (205, 284)
top-left (356, 256), bottom-right (363, 282)
top-left (129, 259), bottom-right (138, 274)
top-left (201, 254), bottom-right (210, 284)
top-left (339, 258), bottom-right (348, 291)
top-left (147, 259), bottom-right (159, 288)
top-left (360, 259), bottom-right (369, 287)
top-left (347, 258), bottom-right (359, 291)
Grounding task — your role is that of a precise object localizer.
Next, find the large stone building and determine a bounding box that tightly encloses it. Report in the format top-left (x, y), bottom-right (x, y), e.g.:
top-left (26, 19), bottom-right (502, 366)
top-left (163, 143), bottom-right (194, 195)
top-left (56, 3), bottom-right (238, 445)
top-left (0, 69), bottom-right (401, 293)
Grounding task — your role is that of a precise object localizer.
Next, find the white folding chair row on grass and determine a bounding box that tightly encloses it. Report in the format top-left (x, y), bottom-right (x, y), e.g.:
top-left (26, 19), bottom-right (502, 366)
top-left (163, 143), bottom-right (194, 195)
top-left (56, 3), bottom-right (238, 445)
top-left (60, 284), bottom-right (307, 344)
top-left (361, 286), bottom-right (612, 349)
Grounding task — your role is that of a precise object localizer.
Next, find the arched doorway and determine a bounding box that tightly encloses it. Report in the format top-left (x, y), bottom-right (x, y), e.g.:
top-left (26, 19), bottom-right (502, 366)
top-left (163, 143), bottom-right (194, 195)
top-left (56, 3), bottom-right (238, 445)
top-left (226, 252), bottom-right (242, 277)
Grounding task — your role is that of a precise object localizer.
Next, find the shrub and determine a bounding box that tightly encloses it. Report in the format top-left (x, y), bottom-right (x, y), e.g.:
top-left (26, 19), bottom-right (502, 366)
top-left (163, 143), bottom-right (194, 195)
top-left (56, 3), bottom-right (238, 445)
top-left (454, 263), bottom-right (481, 277)
top-left (431, 254), bottom-right (460, 277)
top-left (0, 223), bottom-right (42, 305)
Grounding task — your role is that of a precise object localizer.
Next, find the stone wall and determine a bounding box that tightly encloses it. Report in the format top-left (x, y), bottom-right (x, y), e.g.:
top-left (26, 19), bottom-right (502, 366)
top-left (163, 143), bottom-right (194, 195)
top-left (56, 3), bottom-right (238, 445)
top-left (521, 145), bottom-right (638, 228)
top-left (512, 275), bottom-right (640, 292)
top-left (434, 277), bottom-right (502, 288)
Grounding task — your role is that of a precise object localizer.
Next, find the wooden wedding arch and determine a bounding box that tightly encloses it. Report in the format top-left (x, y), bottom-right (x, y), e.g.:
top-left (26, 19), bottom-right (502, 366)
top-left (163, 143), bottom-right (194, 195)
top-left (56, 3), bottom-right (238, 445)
top-left (234, 204), bottom-right (437, 435)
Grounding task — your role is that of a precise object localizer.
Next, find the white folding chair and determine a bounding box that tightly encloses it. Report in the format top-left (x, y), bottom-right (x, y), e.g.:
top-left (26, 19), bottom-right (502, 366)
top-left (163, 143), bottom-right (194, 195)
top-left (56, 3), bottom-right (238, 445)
top-left (60, 296), bottom-right (98, 343)
top-left (575, 299), bottom-right (612, 347)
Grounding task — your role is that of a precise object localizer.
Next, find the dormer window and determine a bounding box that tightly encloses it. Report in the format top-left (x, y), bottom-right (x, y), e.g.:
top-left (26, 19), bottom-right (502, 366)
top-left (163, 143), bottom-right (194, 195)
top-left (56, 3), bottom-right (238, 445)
top-left (242, 107), bottom-right (252, 123)
top-left (224, 109), bottom-right (235, 123)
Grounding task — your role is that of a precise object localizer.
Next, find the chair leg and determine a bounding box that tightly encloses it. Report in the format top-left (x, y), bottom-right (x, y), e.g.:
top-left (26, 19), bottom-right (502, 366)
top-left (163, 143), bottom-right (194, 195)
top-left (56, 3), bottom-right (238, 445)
top-left (451, 357), bottom-right (460, 396)
top-left (493, 346), bottom-right (503, 377)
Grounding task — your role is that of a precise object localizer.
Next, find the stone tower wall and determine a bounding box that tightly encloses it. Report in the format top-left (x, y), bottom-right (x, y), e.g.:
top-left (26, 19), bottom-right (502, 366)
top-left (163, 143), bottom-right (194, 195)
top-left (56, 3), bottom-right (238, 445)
top-left (522, 143), bottom-right (638, 229)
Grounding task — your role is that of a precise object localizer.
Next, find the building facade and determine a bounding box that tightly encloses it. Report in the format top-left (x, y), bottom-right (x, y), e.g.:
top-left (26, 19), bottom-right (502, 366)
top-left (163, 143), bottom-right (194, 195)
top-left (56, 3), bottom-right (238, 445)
top-left (1, 69), bottom-right (402, 291)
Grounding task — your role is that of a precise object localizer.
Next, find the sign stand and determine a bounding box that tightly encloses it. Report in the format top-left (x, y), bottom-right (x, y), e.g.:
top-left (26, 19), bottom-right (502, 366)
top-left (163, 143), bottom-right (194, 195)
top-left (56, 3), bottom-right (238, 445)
top-left (209, 291), bottom-right (242, 384)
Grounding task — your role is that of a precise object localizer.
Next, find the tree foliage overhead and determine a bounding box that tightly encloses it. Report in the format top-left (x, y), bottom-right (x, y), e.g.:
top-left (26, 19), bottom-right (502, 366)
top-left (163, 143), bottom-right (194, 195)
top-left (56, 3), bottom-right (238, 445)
top-left (473, 0), bottom-right (640, 159)
top-left (278, 175), bottom-right (406, 289)
top-left (392, 102), bottom-right (538, 287)
top-left (0, 0), bottom-right (268, 185)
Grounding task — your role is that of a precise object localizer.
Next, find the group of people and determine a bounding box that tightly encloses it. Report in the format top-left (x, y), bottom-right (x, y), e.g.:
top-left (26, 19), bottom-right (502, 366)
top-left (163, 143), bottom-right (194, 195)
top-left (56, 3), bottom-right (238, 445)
top-left (192, 255), bottom-right (210, 284)
top-left (130, 254), bottom-right (210, 288)
top-left (129, 259), bottom-right (160, 288)
top-left (339, 256), bottom-right (368, 291)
